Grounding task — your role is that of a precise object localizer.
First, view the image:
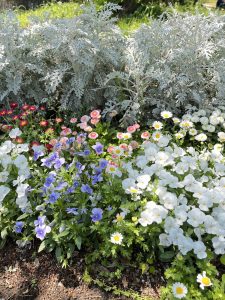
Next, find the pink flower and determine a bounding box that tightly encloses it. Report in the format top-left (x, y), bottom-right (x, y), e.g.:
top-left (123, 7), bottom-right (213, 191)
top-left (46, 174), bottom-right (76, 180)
top-left (129, 140), bottom-right (139, 149)
top-left (84, 126), bottom-right (93, 132)
top-left (60, 137), bottom-right (69, 145)
top-left (107, 146), bottom-right (114, 153)
top-left (70, 118), bottom-right (77, 124)
top-left (134, 123), bottom-right (140, 129)
top-left (77, 122), bottom-right (88, 130)
top-left (49, 139), bottom-right (58, 146)
top-left (119, 143), bottom-right (128, 151)
top-left (60, 128), bottom-right (72, 136)
top-left (88, 132), bottom-right (99, 139)
top-left (80, 115), bottom-right (90, 123)
top-left (141, 131), bottom-right (150, 139)
top-left (127, 125), bottom-right (136, 133)
top-left (90, 118), bottom-right (100, 125)
top-left (72, 131), bottom-right (77, 135)
top-left (111, 154), bottom-right (118, 159)
top-left (90, 110), bottom-right (101, 119)
top-left (117, 132), bottom-right (124, 140)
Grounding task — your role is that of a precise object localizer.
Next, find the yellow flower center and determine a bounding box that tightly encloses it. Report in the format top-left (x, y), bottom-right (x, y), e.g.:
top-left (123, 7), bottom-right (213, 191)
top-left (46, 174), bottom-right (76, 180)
top-left (202, 277), bottom-right (211, 286)
top-left (109, 167), bottom-right (115, 172)
top-left (116, 215), bottom-right (124, 221)
top-left (114, 235), bottom-right (120, 242)
top-left (155, 133), bottom-right (161, 139)
top-left (176, 287), bottom-right (184, 295)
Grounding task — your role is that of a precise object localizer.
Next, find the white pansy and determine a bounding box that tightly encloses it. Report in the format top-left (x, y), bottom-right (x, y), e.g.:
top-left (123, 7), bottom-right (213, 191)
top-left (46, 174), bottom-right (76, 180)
top-left (0, 185), bottom-right (10, 207)
top-left (0, 171), bottom-right (9, 183)
top-left (187, 208), bottom-right (205, 227)
top-left (9, 128), bottom-right (22, 139)
top-left (193, 241), bottom-right (207, 259)
top-left (195, 133), bottom-right (207, 142)
top-left (218, 132), bottom-right (225, 143)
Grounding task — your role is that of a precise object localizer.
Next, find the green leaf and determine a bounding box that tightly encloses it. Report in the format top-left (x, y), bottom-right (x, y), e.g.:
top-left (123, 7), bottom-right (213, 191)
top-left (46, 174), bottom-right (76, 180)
top-left (55, 247), bottom-right (62, 263)
top-left (17, 213), bottom-right (29, 220)
top-left (75, 236), bottom-right (82, 250)
top-left (38, 240), bottom-right (49, 252)
top-left (159, 251), bottom-right (175, 262)
top-left (220, 254), bottom-right (225, 265)
top-left (1, 228), bottom-right (7, 239)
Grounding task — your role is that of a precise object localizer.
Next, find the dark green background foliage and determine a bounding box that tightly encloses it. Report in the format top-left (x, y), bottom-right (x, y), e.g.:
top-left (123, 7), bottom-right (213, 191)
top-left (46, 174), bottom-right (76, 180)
top-left (0, 0), bottom-right (199, 12)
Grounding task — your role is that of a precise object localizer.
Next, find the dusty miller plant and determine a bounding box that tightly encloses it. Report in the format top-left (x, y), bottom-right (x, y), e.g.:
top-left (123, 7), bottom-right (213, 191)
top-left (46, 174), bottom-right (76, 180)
top-left (103, 12), bottom-right (225, 124)
top-left (0, 2), bottom-right (125, 112)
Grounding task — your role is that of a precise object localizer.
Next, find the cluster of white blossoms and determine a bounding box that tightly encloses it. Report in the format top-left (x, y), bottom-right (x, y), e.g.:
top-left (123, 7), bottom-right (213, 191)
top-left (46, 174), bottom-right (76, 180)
top-left (172, 107), bottom-right (225, 143)
top-left (121, 121), bottom-right (225, 259)
top-left (0, 129), bottom-right (30, 210)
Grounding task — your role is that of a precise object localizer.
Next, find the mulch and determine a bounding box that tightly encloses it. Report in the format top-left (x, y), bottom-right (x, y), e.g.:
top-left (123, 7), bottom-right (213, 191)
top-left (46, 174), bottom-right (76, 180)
top-left (0, 241), bottom-right (162, 300)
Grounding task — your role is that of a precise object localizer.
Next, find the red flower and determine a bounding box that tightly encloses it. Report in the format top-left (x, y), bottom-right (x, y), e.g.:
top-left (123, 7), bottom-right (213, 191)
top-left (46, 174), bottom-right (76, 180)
top-left (0, 110), bottom-right (7, 116)
top-left (12, 115), bottom-right (19, 121)
top-left (39, 120), bottom-right (49, 127)
top-left (29, 105), bottom-right (37, 111)
top-left (19, 120), bottom-right (28, 127)
top-left (31, 141), bottom-right (40, 147)
top-left (39, 106), bottom-right (46, 111)
top-left (55, 117), bottom-right (63, 124)
top-left (15, 137), bottom-right (24, 144)
top-left (6, 110), bottom-right (13, 115)
top-left (22, 104), bottom-right (30, 111)
top-left (45, 143), bottom-right (53, 152)
top-left (10, 102), bottom-right (18, 109)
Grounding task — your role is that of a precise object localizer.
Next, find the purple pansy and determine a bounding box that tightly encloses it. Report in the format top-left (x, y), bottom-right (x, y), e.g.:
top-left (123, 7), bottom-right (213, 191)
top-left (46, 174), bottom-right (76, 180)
top-left (14, 221), bottom-right (24, 233)
top-left (92, 142), bottom-right (104, 155)
top-left (81, 184), bottom-right (93, 195)
top-left (91, 208), bottom-right (103, 222)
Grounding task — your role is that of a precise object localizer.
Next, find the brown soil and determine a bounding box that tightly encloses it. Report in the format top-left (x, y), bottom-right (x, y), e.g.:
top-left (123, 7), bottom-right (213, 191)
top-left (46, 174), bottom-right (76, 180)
top-left (0, 242), bottom-right (162, 300)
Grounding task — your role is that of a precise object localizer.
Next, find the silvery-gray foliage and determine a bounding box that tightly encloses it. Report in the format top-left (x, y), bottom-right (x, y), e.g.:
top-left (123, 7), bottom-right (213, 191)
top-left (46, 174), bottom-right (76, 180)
top-left (0, 3), bottom-right (125, 111)
top-left (0, 4), bottom-right (225, 125)
top-left (104, 12), bottom-right (225, 124)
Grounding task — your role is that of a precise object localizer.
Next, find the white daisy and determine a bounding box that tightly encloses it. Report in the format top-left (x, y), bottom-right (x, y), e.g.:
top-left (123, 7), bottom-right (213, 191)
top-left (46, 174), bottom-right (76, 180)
top-left (197, 271), bottom-right (212, 289)
top-left (172, 282), bottom-right (188, 299)
top-left (110, 232), bottom-right (123, 245)
top-left (152, 131), bottom-right (162, 141)
top-left (152, 121), bottom-right (163, 130)
top-left (161, 111), bottom-right (173, 119)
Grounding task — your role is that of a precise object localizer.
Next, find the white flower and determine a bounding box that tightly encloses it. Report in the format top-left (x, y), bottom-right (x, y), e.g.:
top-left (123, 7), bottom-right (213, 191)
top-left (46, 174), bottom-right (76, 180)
top-left (175, 132), bottom-right (185, 139)
top-left (110, 232), bottom-right (123, 245)
top-left (172, 117), bottom-right (180, 124)
top-left (197, 271), bottom-right (212, 289)
top-left (193, 241), bottom-right (207, 259)
top-left (195, 133), bottom-right (207, 142)
top-left (152, 131), bottom-right (162, 141)
top-left (172, 282), bottom-right (188, 299)
top-left (161, 111), bottom-right (173, 119)
top-left (9, 128), bottom-right (22, 139)
top-left (0, 185), bottom-right (10, 207)
top-left (199, 117), bottom-right (208, 125)
top-left (180, 120), bottom-right (193, 129)
top-left (14, 155), bottom-right (29, 169)
top-left (0, 171), bottom-right (9, 183)
top-left (218, 132), bottom-right (225, 143)
top-left (187, 208), bottom-right (205, 227)
top-left (210, 115), bottom-right (220, 126)
top-left (136, 174), bottom-right (150, 189)
top-left (0, 141), bottom-right (15, 154)
top-left (152, 121), bottom-right (163, 130)
top-left (16, 183), bottom-right (29, 198)
top-left (189, 128), bottom-right (197, 136)
top-left (159, 233), bottom-right (172, 247)
top-left (157, 135), bottom-right (171, 147)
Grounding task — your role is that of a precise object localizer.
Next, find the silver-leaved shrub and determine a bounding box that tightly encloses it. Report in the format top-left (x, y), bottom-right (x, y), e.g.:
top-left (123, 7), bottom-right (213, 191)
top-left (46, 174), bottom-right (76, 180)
top-left (0, 4), bottom-right (225, 123)
top-left (105, 12), bottom-right (225, 123)
top-left (0, 3), bottom-right (125, 111)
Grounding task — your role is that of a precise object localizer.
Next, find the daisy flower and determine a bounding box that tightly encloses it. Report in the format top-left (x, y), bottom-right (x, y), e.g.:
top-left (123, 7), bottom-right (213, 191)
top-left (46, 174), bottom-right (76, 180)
top-left (173, 117), bottom-right (180, 124)
top-left (161, 111), bottom-right (173, 119)
top-left (141, 131), bottom-right (150, 139)
top-left (180, 120), bottom-right (193, 129)
top-left (189, 128), bottom-right (197, 136)
top-left (152, 131), bottom-right (162, 141)
top-left (152, 121), bottom-right (163, 130)
top-left (110, 232), bottom-right (123, 245)
top-left (172, 282), bottom-right (188, 299)
top-left (197, 271), bottom-right (212, 289)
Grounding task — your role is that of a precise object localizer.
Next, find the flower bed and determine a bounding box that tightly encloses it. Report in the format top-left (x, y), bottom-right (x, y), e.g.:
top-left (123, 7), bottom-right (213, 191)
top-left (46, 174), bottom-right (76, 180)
top-left (1, 103), bottom-right (225, 299)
